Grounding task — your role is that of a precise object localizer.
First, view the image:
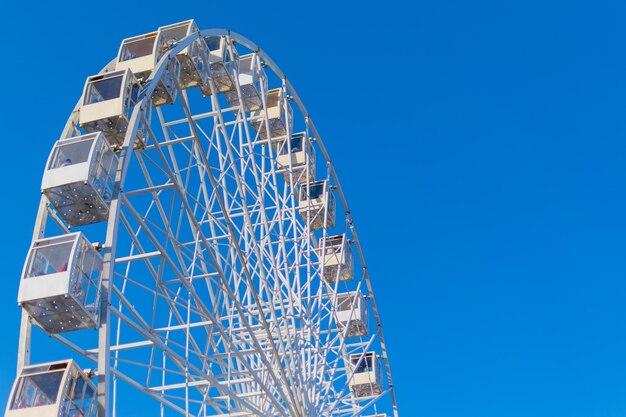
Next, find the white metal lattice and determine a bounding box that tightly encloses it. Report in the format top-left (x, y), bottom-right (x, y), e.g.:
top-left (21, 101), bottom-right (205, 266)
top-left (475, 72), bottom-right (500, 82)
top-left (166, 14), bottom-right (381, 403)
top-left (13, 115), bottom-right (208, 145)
top-left (10, 22), bottom-right (399, 417)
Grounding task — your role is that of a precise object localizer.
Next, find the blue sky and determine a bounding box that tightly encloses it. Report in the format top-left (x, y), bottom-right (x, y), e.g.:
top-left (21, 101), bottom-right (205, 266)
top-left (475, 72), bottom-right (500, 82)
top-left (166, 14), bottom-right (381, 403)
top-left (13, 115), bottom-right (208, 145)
top-left (1, 1), bottom-right (626, 416)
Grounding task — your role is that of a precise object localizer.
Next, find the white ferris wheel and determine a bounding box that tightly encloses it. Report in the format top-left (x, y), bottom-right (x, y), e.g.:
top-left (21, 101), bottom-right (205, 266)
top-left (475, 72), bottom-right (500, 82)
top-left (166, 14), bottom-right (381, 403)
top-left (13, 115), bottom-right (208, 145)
top-left (5, 20), bottom-right (399, 417)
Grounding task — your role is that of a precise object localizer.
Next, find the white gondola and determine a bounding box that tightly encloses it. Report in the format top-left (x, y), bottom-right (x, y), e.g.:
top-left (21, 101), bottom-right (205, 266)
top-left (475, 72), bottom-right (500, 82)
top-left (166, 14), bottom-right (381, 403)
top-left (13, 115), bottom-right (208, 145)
top-left (251, 88), bottom-right (293, 140)
top-left (5, 360), bottom-right (96, 417)
top-left (319, 233), bottom-right (353, 282)
top-left (202, 35), bottom-right (238, 94)
top-left (275, 132), bottom-right (315, 183)
top-left (335, 291), bottom-right (368, 338)
top-left (41, 132), bottom-right (117, 227)
top-left (115, 30), bottom-right (179, 106)
top-left (79, 69), bottom-right (141, 146)
top-left (224, 53), bottom-right (267, 111)
top-left (158, 20), bottom-right (210, 91)
top-left (18, 233), bottom-right (103, 334)
top-left (349, 352), bottom-right (382, 398)
top-left (298, 180), bottom-right (335, 230)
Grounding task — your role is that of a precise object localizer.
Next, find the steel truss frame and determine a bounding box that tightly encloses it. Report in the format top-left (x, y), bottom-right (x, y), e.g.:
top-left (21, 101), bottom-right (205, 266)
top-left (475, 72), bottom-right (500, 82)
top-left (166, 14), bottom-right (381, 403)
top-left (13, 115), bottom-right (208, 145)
top-left (15, 28), bottom-right (399, 417)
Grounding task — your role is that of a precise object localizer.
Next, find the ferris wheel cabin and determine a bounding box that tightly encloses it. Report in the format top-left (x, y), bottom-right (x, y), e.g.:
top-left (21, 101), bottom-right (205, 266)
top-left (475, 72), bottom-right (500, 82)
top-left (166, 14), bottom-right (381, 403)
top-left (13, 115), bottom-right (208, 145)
top-left (319, 233), bottom-right (353, 282)
top-left (41, 132), bottom-right (117, 227)
top-left (203, 35), bottom-right (238, 94)
top-left (298, 180), bottom-right (336, 230)
top-left (5, 360), bottom-right (96, 417)
top-left (349, 352), bottom-right (383, 398)
top-left (251, 88), bottom-right (293, 140)
top-left (275, 132), bottom-right (316, 183)
top-left (158, 20), bottom-right (210, 91)
top-left (18, 232), bottom-right (103, 334)
top-left (335, 291), bottom-right (368, 338)
top-left (115, 30), bottom-right (180, 107)
top-left (79, 69), bottom-right (140, 146)
top-left (224, 53), bottom-right (267, 111)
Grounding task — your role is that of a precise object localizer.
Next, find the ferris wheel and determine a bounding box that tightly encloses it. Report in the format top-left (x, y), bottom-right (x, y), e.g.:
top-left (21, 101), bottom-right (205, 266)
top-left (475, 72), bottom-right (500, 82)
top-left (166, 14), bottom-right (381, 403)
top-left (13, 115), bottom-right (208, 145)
top-left (5, 20), bottom-right (399, 417)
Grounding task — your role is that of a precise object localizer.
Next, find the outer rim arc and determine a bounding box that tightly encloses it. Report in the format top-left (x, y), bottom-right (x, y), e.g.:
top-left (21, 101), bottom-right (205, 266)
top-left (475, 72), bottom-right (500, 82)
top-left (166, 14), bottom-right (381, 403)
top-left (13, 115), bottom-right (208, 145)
top-left (26, 28), bottom-right (398, 417)
top-left (229, 30), bottom-right (399, 417)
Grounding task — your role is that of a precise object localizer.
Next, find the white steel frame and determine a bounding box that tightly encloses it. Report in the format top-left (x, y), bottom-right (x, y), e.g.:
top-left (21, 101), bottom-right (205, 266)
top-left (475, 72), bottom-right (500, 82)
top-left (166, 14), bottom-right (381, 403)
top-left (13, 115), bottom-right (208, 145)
top-left (14, 27), bottom-right (399, 417)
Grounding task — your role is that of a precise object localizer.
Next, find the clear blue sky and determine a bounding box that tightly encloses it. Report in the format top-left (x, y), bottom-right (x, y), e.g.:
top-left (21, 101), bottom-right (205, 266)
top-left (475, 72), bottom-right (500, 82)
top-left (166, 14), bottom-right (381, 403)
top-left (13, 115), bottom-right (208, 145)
top-left (1, 1), bottom-right (626, 416)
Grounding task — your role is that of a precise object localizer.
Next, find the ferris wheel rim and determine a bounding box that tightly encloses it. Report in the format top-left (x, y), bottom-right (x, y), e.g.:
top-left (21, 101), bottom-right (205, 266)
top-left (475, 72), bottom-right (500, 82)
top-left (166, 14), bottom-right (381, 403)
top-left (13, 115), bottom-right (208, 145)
top-left (22, 25), bottom-right (399, 417)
